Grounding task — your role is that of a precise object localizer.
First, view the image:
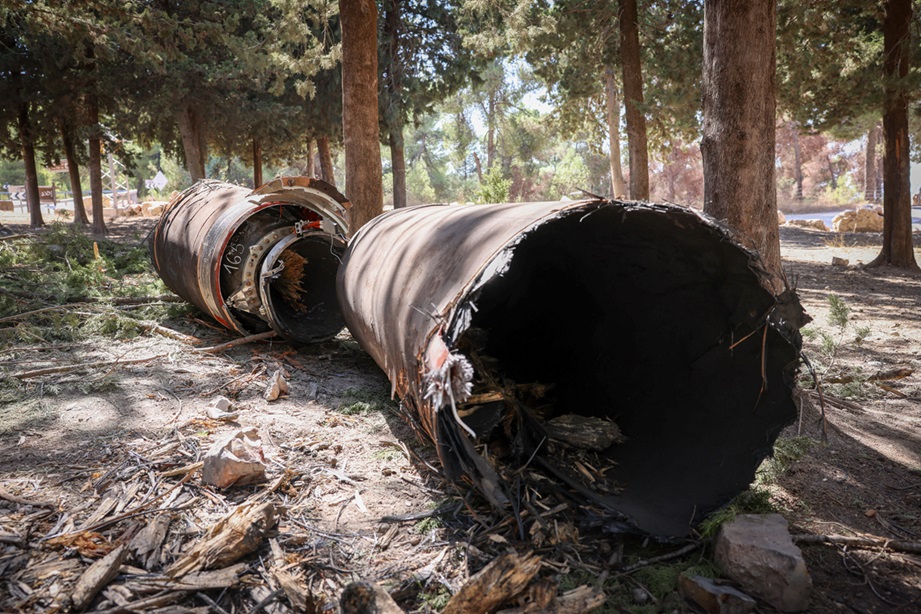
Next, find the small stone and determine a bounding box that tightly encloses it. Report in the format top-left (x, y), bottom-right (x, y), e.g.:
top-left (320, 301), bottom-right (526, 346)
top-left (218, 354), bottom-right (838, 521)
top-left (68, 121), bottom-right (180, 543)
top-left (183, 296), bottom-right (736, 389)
top-left (264, 369), bottom-right (289, 401)
top-left (206, 395), bottom-right (239, 421)
top-left (209, 396), bottom-right (232, 412)
top-left (714, 514), bottom-right (812, 612)
top-left (831, 257), bottom-right (849, 267)
top-left (678, 574), bottom-right (756, 614)
top-left (865, 509), bottom-right (877, 518)
top-left (202, 428), bottom-right (267, 488)
top-left (631, 587), bottom-right (649, 604)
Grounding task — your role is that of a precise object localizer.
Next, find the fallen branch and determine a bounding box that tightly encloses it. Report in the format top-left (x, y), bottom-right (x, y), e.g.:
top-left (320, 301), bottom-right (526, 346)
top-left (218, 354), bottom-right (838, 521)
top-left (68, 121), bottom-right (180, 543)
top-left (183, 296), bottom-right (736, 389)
top-left (111, 294), bottom-right (183, 305)
top-left (0, 295), bottom-right (183, 323)
top-left (616, 542), bottom-right (701, 574)
top-left (0, 487), bottom-right (56, 509)
top-left (824, 367), bottom-right (913, 385)
top-left (793, 533), bottom-right (921, 555)
top-left (137, 320), bottom-right (201, 344)
top-left (0, 302), bottom-right (86, 323)
top-left (13, 353), bottom-right (169, 379)
top-left (0, 234), bottom-right (29, 242)
top-left (196, 331), bottom-right (278, 354)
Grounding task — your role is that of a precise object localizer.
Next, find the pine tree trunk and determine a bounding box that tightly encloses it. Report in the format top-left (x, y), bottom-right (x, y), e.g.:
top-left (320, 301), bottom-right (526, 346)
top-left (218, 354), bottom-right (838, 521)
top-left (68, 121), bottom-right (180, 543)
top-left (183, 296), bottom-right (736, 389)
top-left (473, 152), bottom-right (484, 184)
top-left (790, 122), bottom-right (804, 200)
top-left (318, 136), bottom-right (336, 186)
top-left (384, 0), bottom-right (407, 209)
top-left (61, 122), bottom-right (89, 226)
top-left (486, 91), bottom-right (496, 173)
top-left (604, 67), bottom-right (627, 198)
top-left (253, 138), bottom-right (263, 187)
top-left (87, 97), bottom-right (107, 236)
top-left (869, 0), bottom-right (917, 269)
top-left (341, 0), bottom-right (383, 232)
top-left (306, 138), bottom-right (316, 177)
top-left (618, 0), bottom-right (649, 200)
top-left (178, 105), bottom-right (206, 182)
top-left (389, 129), bottom-right (407, 208)
top-left (865, 123), bottom-right (880, 201)
top-left (826, 155), bottom-right (838, 190)
top-left (18, 104), bottom-right (44, 229)
top-left (701, 0), bottom-right (782, 289)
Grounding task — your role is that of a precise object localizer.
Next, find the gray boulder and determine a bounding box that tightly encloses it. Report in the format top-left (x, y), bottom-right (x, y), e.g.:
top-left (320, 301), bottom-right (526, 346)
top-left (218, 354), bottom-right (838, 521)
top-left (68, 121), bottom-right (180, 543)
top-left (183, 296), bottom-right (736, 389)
top-left (713, 514), bottom-right (812, 612)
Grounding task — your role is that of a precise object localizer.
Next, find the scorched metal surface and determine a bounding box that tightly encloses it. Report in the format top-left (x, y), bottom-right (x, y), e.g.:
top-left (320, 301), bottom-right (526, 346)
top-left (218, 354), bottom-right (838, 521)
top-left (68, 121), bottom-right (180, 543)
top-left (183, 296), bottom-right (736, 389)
top-left (337, 199), bottom-right (803, 537)
top-left (150, 177), bottom-right (349, 345)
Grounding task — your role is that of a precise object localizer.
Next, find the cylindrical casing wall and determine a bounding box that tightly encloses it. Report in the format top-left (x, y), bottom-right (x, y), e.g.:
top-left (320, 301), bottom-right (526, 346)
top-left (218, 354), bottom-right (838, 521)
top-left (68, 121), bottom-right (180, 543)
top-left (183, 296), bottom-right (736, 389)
top-left (151, 177), bottom-right (349, 345)
top-left (337, 200), bottom-right (803, 537)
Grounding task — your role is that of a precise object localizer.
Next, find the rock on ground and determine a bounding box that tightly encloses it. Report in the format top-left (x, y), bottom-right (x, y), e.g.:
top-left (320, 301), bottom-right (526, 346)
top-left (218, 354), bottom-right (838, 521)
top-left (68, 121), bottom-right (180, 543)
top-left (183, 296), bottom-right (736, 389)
top-left (832, 208), bottom-right (884, 233)
top-left (713, 514), bottom-right (812, 612)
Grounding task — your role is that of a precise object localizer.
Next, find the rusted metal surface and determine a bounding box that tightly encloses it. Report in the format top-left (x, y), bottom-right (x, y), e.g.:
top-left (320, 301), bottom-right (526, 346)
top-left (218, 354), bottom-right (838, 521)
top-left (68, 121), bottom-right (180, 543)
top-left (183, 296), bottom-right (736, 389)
top-left (337, 199), bottom-right (803, 537)
top-left (151, 177), bottom-right (349, 345)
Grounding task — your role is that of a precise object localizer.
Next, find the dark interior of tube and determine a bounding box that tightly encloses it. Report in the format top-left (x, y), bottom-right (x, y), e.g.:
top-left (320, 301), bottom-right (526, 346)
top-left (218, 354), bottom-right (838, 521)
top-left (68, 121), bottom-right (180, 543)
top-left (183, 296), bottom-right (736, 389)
top-left (262, 235), bottom-right (344, 344)
top-left (219, 205), bottom-right (344, 345)
top-left (459, 207), bottom-right (798, 536)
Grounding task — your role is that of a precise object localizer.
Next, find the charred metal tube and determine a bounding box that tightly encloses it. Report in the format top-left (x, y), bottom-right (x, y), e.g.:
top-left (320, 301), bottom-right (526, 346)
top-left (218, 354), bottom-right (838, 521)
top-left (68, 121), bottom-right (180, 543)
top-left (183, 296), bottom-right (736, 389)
top-left (337, 200), bottom-right (802, 537)
top-left (151, 177), bottom-right (349, 345)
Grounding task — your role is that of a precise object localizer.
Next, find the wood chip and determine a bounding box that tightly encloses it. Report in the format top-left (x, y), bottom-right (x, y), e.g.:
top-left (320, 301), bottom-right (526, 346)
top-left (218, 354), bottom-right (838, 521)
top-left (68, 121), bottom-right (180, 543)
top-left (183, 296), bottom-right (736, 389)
top-left (442, 553), bottom-right (542, 614)
top-left (129, 514), bottom-right (172, 570)
top-left (71, 544), bottom-right (128, 610)
top-left (340, 581), bottom-right (405, 614)
top-left (167, 502), bottom-right (276, 576)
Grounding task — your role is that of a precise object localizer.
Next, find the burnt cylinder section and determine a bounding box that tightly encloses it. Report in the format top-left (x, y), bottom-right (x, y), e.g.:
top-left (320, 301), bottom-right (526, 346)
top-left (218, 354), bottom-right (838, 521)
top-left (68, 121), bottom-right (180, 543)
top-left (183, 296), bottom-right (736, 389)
top-left (337, 200), bottom-right (803, 537)
top-left (151, 177), bottom-right (349, 345)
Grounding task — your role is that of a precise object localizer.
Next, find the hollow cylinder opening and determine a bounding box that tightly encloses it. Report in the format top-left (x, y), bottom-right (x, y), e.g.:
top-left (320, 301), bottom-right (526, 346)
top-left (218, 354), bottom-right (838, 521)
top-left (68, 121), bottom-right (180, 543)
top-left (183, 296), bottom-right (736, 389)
top-left (453, 207), bottom-right (798, 535)
top-left (259, 234), bottom-right (346, 345)
top-left (216, 204), bottom-right (347, 345)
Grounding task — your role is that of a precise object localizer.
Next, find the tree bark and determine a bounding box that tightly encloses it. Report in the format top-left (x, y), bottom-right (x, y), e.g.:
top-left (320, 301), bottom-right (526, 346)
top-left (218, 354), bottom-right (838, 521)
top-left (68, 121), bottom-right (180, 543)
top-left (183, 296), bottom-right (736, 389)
top-left (178, 105), bottom-right (206, 182)
top-left (869, 0), bottom-right (917, 269)
top-left (472, 152), bottom-right (484, 184)
top-left (826, 155), bottom-right (838, 190)
top-left (790, 122), bottom-right (804, 199)
top-left (317, 136), bottom-right (336, 186)
top-left (486, 90), bottom-right (496, 173)
top-left (389, 130), bottom-right (407, 208)
top-left (18, 104), bottom-right (44, 229)
top-left (604, 67), bottom-right (627, 198)
top-left (306, 138), bottom-right (316, 177)
top-left (340, 0), bottom-right (383, 232)
top-left (384, 0), bottom-right (407, 209)
top-left (865, 123), bottom-right (880, 201)
top-left (618, 0), bottom-right (649, 200)
top-left (87, 96), bottom-right (107, 236)
top-left (701, 0), bottom-right (782, 289)
top-left (253, 137), bottom-right (263, 187)
top-left (61, 122), bottom-right (90, 226)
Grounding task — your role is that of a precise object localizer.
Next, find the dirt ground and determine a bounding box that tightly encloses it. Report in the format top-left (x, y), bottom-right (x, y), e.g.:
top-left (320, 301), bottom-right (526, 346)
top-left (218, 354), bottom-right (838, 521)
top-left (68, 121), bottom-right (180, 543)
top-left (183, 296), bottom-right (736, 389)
top-left (1, 216), bottom-right (920, 613)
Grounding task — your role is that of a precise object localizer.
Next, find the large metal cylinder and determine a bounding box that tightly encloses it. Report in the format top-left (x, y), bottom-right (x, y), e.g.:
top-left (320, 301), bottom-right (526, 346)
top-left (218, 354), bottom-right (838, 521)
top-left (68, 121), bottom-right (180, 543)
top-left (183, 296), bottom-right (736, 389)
top-left (337, 200), bottom-right (803, 537)
top-left (151, 177), bottom-right (349, 345)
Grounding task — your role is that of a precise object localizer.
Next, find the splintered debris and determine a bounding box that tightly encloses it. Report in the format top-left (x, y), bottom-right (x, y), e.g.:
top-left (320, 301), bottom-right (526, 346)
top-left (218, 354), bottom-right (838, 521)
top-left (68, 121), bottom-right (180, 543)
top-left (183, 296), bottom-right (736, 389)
top-left (442, 552), bottom-right (542, 614)
top-left (168, 502), bottom-right (277, 576)
top-left (202, 428), bottom-right (267, 488)
top-left (275, 249), bottom-right (309, 311)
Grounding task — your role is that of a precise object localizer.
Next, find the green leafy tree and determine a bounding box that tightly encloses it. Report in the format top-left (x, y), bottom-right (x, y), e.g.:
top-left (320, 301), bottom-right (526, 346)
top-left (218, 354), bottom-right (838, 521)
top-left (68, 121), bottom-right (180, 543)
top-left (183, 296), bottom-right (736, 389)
top-left (379, 0), bottom-right (482, 208)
